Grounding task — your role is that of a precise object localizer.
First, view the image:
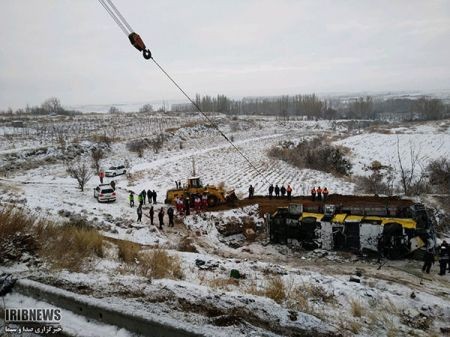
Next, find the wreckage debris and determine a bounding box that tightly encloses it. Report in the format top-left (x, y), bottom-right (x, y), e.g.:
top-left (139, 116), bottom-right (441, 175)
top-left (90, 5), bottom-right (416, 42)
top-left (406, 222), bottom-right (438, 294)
top-left (268, 200), bottom-right (435, 259)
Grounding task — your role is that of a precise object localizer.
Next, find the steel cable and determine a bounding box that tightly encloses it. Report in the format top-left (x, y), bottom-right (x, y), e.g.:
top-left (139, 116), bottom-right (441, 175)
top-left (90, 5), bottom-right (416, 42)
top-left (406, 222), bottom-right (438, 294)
top-left (104, 0), bottom-right (134, 33)
top-left (98, 0), bottom-right (130, 36)
top-left (98, 0), bottom-right (272, 186)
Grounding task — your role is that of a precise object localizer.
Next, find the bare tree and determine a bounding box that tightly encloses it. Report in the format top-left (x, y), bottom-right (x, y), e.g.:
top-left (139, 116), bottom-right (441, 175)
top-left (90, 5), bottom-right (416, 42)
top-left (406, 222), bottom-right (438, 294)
top-left (127, 140), bottom-right (146, 157)
top-left (139, 104), bottom-right (153, 113)
top-left (396, 138), bottom-right (428, 195)
top-left (41, 97), bottom-right (63, 114)
top-left (91, 148), bottom-right (105, 174)
top-left (109, 106), bottom-right (121, 114)
top-left (427, 157), bottom-right (450, 193)
top-left (67, 161), bottom-right (93, 192)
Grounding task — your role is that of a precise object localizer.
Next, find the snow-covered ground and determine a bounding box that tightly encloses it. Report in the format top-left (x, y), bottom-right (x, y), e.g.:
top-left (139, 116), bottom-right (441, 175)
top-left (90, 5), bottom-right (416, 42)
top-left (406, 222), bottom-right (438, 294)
top-left (1, 115), bottom-right (450, 336)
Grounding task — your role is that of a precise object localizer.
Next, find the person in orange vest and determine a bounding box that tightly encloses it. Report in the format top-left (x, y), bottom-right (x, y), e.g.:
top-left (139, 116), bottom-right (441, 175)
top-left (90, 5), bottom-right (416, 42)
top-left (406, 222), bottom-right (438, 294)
top-left (286, 184), bottom-right (293, 200)
top-left (323, 187), bottom-right (329, 201)
top-left (317, 186), bottom-right (323, 201)
top-left (99, 169), bottom-right (105, 184)
top-left (311, 187), bottom-right (316, 201)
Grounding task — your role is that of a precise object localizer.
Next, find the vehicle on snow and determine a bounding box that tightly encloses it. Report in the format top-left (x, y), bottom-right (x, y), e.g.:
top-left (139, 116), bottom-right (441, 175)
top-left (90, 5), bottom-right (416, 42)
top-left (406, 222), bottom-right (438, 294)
top-left (268, 201), bottom-right (435, 259)
top-left (94, 184), bottom-right (116, 202)
top-left (105, 165), bottom-right (127, 177)
top-left (165, 176), bottom-right (235, 207)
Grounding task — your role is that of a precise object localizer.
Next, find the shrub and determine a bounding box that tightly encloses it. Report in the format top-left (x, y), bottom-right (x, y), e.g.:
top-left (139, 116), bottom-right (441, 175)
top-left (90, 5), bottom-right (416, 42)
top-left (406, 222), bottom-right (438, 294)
top-left (264, 276), bottom-right (286, 304)
top-left (427, 157), bottom-right (450, 193)
top-left (350, 298), bottom-right (364, 317)
top-left (208, 277), bottom-right (239, 290)
top-left (0, 207), bottom-right (37, 263)
top-left (0, 207), bottom-right (103, 271)
top-left (177, 236), bottom-right (198, 253)
top-left (268, 138), bottom-right (352, 176)
top-left (127, 140), bottom-right (146, 158)
top-left (117, 240), bottom-right (140, 263)
top-left (39, 224), bottom-right (103, 271)
top-left (138, 249), bottom-right (184, 280)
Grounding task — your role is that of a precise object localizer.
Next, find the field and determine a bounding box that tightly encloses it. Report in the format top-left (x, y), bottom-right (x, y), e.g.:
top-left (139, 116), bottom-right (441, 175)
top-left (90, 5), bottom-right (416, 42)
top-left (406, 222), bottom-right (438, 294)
top-left (1, 112), bottom-right (450, 337)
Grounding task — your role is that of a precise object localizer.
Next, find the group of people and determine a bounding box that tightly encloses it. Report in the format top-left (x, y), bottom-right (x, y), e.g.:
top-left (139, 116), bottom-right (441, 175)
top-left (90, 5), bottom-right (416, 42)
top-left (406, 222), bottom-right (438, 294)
top-left (311, 186), bottom-right (329, 201)
top-left (137, 205), bottom-right (175, 229)
top-left (267, 184), bottom-right (293, 199)
top-left (128, 189), bottom-right (157, 208)
top-left (422, 240), bottom-right (450, 276)
top-left (261, 184), bottom-right (329, 201)
top-left (174, 194), bottom-right (208, 215)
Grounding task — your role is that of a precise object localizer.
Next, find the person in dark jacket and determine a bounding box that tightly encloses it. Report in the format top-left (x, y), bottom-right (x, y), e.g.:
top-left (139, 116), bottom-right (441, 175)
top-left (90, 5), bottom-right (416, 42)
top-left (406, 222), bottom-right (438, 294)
top-left (141, 190), bottom-right (146, 205)
top-left (129, 192), bottom-right (135, 207)
top-left (152, 190), bottom-right (157, 204)
top-left (110, 180), bottom-right (116, 191)
top-left (438, 241), bottom-right (449, 276)
top-left (147, 189), bottom-right (153, 204)
top-left (448, 243), bottom-right (450, 272)
top-left (280, 185), bottom-right (286, 197)
top-left (274, 184), bottom-right (280, 197)
top-left (137, 206), bottom-right (143, 222)
top-left (167, 207), bottom-right (174, 227)
top-left (311, 187), bottom-right (316, 201)
top-left (323, 187), bottom-right (329, 201)
top-left (422, 247), bottom-right (435, 274)
top-left (148, 206), bottom-right (154, 226)
top-left (268, 184), bottom-right (274, 199)
top-left (377, 234), bottom-right (384, 264)
top-left (158, 208), bottom-right (164, 229)
top-left (248, 185), bottom-right (254, 199)
top-left (184, 198), bottom-right (190, 216)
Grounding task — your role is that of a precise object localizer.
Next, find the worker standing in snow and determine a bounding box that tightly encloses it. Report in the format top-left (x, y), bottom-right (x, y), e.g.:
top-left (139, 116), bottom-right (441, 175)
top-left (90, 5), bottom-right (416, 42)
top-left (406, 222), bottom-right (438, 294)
top-left (280, 185), bottom-right (286, 197)
top-left (268, 184), bottom-right (274, 199)
top-left (438, 241), bottom-right (449, 276)
top-left (167, 207), bottom-right (174, 227)
top-left (287, 184), bottom-right (292, 200)
top-left (275, 184), bottom-right (280, 197)
top-left (137, 206), bottom-right (143, 222)
top-left (323, 187), bottom-right (329, 201)
top-left (422, 246), bottom-right (435, 274)
top-left (152, 190), bottom-right (157, 204)
top-left (311, 187), bottom-right (316, 201)
top-left (202, 193), bottom-right (208, 210)
top-left (137, 193), bottom-right (143, 207)
top-left (248, 185), bottom-right (254, 198)
top-left (99, 169), bottom-right (105, 184)
top-left (184, 197), bottom-right (190, 216)
top-left (158, 208), bottom-right (164, 229)
top-left (147, 189), bottom-right (153, 204)
top-left (141, 189), bottom-right (146, 204)
top-left (129, 192), bottom-right (135, 207)
top-left (317, 186), bottom-right (322, 201)
top-left (110, 180), bottom-right (116, 191)
top-left (194, 195), bottom-right (201, 213)
top-left (149, 206), bottom-right (154, 226)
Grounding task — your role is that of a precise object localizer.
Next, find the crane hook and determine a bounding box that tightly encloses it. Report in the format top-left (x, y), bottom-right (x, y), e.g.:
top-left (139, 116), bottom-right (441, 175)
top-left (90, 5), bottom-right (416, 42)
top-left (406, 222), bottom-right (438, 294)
top-left (128, 32), bottom-right (152, 59)
top-left (143, 49), bottom-right (152, 59)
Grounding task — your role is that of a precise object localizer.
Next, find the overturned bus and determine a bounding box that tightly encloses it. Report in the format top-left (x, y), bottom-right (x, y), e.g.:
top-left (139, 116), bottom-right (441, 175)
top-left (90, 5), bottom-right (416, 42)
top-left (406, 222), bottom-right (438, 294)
top-left (268, 202), bottom-right (435, 259)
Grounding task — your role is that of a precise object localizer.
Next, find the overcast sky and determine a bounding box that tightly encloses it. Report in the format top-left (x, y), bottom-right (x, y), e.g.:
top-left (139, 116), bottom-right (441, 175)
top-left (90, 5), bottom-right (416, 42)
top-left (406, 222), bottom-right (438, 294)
top-left (1, 0), bottom-right (449, 109)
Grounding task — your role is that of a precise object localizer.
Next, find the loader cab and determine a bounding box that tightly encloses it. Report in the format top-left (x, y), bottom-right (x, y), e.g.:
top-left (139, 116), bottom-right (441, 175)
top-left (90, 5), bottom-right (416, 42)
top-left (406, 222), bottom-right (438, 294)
top-left (187, 177), bottom-right (202, 188)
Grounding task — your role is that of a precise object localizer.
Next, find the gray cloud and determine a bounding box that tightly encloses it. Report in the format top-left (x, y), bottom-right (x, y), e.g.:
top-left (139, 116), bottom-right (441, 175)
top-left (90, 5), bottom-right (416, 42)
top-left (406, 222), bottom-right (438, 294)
top-left (1, 0), bottom-right (449, 109)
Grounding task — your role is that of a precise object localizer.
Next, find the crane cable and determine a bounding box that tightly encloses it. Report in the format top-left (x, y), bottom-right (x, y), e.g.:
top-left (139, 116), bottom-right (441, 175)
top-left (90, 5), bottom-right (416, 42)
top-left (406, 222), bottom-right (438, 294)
top-left (97, 0), bottom-right (271, 186)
